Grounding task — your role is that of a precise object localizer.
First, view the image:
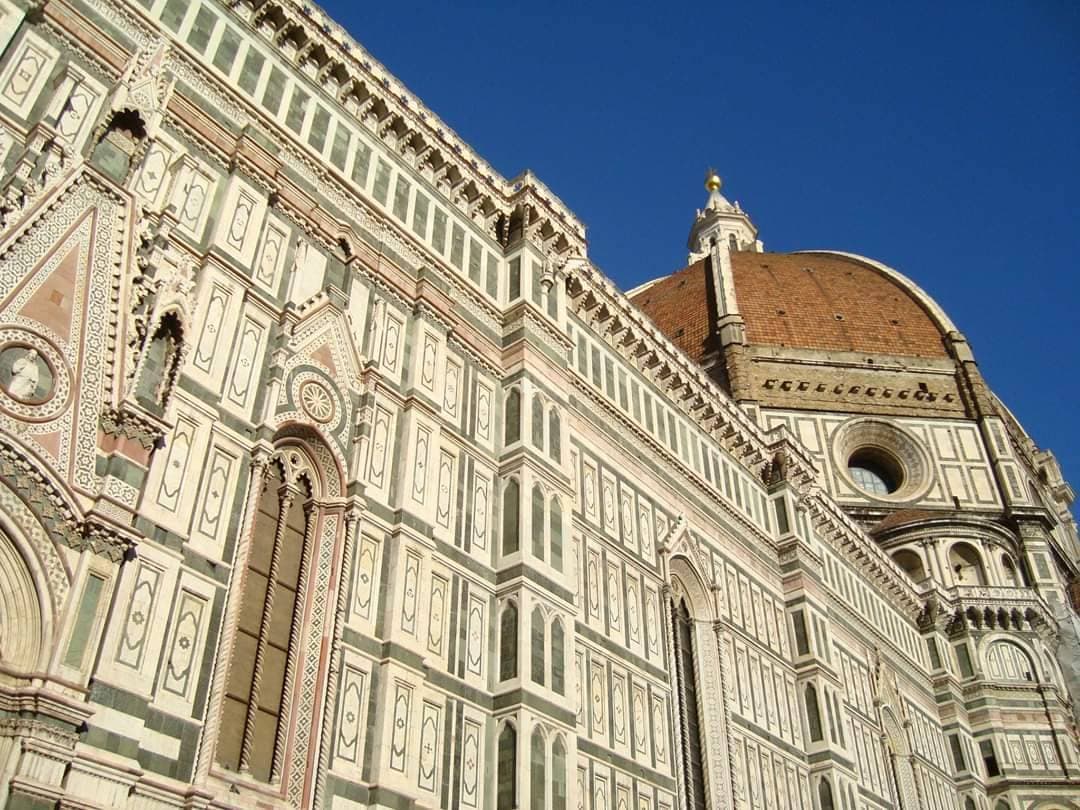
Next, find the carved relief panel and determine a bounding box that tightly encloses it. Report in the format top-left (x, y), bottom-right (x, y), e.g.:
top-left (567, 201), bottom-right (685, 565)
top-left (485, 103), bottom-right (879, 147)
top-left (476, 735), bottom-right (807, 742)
top-left (0, 169), bottom-right (134, 497)
top-left (212, 176), bottom-right (267, 267)
top-left (0, 29), bottom-right (58, 119)
top-left (332, 651), bottom-right (372, 782)
top-left (186, 432), bottom-right (244, 559)
top-left (168, 155), bottom-right (217, 242)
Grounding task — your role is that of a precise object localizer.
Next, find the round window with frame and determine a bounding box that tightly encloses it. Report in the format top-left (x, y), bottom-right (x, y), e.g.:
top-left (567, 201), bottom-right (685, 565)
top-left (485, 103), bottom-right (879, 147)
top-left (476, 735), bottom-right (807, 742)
top-left (847, 447), bottom-right (903, 496)
top-left (831, 418), bottom-right (933, 503)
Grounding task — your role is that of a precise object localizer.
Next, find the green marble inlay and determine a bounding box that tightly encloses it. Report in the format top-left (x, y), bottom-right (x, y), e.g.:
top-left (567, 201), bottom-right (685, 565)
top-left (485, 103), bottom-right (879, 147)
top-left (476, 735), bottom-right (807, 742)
top-left (64, 574), bottom-right (104, 668)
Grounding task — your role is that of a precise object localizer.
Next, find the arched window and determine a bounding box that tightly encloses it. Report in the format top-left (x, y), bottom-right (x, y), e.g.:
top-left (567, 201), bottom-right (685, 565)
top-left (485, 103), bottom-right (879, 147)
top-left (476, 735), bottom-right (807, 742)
top-left (502, 479), bottom-right (520, 555)
top-left (549, 497), bottom-right (563, 572)
top-left (531, 607), bottom-right (546, 685)
top-left (985, 640), bottom-right (1036, 682)
top-left (949, 542), bottom-right (987, 586)
top-left (497, 724), bottom-right (517, 810)
top-left (805, 683), bottom-right (823, 742)
top-left (963, 798), bottom-right (976, 810)
top-left (530, 729), bottom-right (546, 810)
top-left (217, 462), bottom-right (312, 781)
top-left (499, 602), bottom-right (518, 681)
top-left (531, 396), bottom-right (545, 449)
top-left (671, 597), bottom-right (706, 810)
top-left (830, 690), bottom-right (845, 746)
top-left (135, 313), bottom-right (183, 412)
top-left (552, 735), bottom-right (567, 810)
top-left (504, 388), bottom-right (521, 445)
top-left (824, 687), bottom-right (838, 743)
top-left (1044, 651), bottom-right (1062, 688)
top-left (531, 484), bottom-right (545, 560)
top-left (548, 409), bottom-right (561, 462)
top-left (1002, 554), bottom-right (1021, 587)
top-left (550, 619), bottom-right (565, 695)
top-left (92, 109), bottom-right (147, 181)
top-left (818, 776), bottom-right (835, 810)
top-left (892, 548), bottom-right (927, 583)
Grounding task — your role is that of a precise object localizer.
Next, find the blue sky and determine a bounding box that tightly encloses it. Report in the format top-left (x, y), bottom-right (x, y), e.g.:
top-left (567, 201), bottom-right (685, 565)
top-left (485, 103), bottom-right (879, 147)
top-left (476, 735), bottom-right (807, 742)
top-left (322, 1), bottom-right (1080, 485)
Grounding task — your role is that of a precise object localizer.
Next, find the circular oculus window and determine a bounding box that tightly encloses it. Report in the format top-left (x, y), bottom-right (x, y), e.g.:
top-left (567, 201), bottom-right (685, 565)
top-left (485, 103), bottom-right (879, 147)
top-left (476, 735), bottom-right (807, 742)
top-left (832, 418), bottom-right (933, 502)
top-left (847, 447), bottom-right (903, 496)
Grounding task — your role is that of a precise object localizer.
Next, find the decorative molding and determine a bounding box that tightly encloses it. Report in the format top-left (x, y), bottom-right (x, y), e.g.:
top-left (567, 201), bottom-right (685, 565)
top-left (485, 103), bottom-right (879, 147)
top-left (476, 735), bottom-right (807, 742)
top-left (568, 252), bottom-right (925, 615)
top-left (100, 404), bottom-right (165, 449)
top-left (224, 0), bottom-right (586, 250)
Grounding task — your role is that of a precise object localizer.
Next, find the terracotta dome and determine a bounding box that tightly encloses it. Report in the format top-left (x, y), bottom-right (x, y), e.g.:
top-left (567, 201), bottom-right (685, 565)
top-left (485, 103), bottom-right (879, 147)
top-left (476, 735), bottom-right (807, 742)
top-left (731, 251), bottom-right (949, 357)
top-left (627, 258), bottom-right (713, 365)
top-left (630, 251), bottom-right (951, 366)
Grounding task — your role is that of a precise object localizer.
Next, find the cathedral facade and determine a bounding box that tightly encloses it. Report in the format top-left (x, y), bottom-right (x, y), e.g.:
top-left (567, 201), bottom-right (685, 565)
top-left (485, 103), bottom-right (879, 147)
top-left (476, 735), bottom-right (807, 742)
top-left (0, 1), bottom-right (1077, 809)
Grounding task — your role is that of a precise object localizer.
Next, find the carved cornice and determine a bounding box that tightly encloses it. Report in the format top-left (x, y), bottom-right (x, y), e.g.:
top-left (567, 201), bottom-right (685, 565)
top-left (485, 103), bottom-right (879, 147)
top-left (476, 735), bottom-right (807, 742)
top-left (0, 716), bottom-right (78, 747)
top-left (71, 518), bottom-right (133, 563)
top-left (0, 677), bottom-right (93, 729)
top-left (565, 256), bottom-right (925, 616)
top-left (0, 432), bottom-right (133, 563)
top-left (921, 584), bottom-right (1058, 643)
top-left (149, 0), bottom-right (587, 255)
top-left (100, 404), bottom-right (166, 450)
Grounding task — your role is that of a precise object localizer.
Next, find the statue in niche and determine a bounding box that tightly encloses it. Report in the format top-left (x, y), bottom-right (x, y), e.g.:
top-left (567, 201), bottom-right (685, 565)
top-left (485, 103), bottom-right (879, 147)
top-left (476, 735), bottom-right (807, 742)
top-left (0, 346), bottom-right (53, 403)
top-left (9, 349), bottom-right (40, 400)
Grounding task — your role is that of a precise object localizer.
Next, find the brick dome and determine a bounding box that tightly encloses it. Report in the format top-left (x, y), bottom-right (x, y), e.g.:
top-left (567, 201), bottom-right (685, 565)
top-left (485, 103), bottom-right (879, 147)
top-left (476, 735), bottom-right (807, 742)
top-left (731, 251), bottom-right (949, 357)
top-left (630, 251), bottom-right (950, 366)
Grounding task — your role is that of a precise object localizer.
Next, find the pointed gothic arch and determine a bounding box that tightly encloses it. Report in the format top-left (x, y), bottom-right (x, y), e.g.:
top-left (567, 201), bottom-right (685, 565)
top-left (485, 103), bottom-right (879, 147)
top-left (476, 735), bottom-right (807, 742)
top-left (207, 426), bottom-right (347, 801)
top-left (273, 422), bottom-right (347, 500)
top-left (666, 552), bottom-right (729, 810)
top-left (502, 477), bottom-right (521, 556)
top-left (504, 386), bottom-right (521, 445)
top-left (133, 310), bottom-right (184, 413)
top-left (531, 393), bottom-right (545, 449)
top-left (0, 436), bottom-right (78, 614)
top-left (530, 726), bottom-right (546, 810)
top-left (669, 553), bottom-right (715, 623)
top-left (496, 720), bottom-right (518, 810)
top-left (531, 483), bottom-right (545, 560)
top-left (531, 604), bottom-right (546, 685)
top-left (550, 617), bottom-right (565, 695)
top-left (551, 734), bottom-right (567, 810)
top-left (548, 407), bottom-right (561, 461)
top-left (549, 496), bottom-right (563, 571)
top-left (499, 599), bottom-right (519, 681)
top-left (880, 706), bottom-right (919, 809)
top-left (0, 518), bottom-right (51, 677)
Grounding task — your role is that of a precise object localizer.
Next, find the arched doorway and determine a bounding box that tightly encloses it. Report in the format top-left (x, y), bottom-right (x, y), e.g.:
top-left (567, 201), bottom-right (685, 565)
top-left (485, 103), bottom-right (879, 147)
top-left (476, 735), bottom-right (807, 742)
top-left (0, 526), bottom-right (46, 677)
